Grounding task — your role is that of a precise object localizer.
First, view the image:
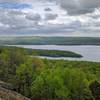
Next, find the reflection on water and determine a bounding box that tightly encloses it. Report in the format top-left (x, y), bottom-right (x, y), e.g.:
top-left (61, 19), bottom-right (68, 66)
top-left (9, 45), bottom-right (100, 62)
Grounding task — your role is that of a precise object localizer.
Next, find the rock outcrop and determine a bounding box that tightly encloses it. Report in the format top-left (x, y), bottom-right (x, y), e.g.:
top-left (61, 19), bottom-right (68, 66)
top-left (89, 81), bottom-right (100, 100)
top-left (0, 81), bottom-right (30, 100)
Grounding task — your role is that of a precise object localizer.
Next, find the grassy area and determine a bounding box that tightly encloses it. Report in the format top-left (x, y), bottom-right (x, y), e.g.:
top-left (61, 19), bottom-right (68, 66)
top-left (0, 36), bottom-right (100, 45)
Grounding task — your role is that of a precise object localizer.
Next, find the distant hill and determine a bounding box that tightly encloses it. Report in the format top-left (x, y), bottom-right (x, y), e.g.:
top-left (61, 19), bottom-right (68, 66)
top-left (0, 36), bottom-right (100, 45)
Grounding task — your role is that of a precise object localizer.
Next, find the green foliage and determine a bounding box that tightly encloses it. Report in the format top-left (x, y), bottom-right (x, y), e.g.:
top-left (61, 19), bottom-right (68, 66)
top-left (0, 47), bottom-right (27, 81)
top-left (15, 62), bottom-right (34, 96)
top-left (1, 36), bottom-right (100, 45)
top-left (31, 67), bottom-right (93, 100)
top-left (0, 47), bottom-right (100, 100)
top-left (30, 49), bottom-right (82, 58)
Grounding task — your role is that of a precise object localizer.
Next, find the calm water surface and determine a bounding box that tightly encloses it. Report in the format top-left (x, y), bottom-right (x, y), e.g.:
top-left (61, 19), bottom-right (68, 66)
top-left (9, 45), bottom-right (100, 62)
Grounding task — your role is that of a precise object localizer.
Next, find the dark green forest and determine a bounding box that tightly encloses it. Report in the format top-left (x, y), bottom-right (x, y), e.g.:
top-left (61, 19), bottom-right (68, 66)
top-left (0, 46), bottom-right (82, 58)
top-left (1, 37), bottom-right (100, 45)
top-left (0, 47), bottom-right (100, 100)
top-left (25, 48), bottom-right (82, 58)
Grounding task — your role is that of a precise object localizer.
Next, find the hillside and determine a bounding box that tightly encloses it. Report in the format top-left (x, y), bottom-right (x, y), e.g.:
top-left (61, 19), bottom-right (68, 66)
top-left (0, 47), bottom-right (100, 100)
top-left (0, 37), bottom-right (100, 45)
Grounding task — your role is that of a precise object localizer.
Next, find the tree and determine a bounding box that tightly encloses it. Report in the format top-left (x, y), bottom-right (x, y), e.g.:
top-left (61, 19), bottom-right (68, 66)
top-left (31, 67), bottom-right (93, 100)
top-left (15, 58), bottom-right (34, 97)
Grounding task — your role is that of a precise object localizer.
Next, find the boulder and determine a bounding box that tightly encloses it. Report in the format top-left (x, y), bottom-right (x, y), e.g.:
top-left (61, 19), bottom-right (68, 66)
top-left (89, 81), bottom-right (100, 100)
top-left (0, 81), bottom-right (30, 100)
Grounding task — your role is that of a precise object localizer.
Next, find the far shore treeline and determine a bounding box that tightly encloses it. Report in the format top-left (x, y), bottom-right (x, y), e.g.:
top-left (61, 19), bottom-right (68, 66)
top-left (1, 37), bottom-right (100, 45)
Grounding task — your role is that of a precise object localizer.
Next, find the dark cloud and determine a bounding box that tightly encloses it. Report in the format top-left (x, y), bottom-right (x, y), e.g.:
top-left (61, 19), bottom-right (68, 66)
top-left (44, 7), bottom-right (52, 11)
top-left (0, 8), bottom-right (40, 30)
top-left (1, 0), bottom-right (100, 15)
top-left (44, 13), bottom-right (58, 20)
top-left (25, 13), bottom-right (41, 21)
top-left (0, 0), bottom-right (100, 36)
top-left (56, 0), bottom-right (100, 15)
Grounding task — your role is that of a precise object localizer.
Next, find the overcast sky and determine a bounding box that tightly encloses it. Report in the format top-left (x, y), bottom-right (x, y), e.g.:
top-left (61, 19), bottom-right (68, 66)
top-left (0, 0), bottom-right (100, 37)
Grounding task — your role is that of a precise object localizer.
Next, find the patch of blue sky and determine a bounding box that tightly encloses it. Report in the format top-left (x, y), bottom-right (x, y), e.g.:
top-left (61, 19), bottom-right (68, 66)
top-left (0, 2), bottom-right (31, 9)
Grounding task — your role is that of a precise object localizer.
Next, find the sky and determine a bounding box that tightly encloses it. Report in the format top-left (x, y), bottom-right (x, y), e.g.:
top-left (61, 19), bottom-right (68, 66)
top-left (0, 0), bottom-right (100, 37)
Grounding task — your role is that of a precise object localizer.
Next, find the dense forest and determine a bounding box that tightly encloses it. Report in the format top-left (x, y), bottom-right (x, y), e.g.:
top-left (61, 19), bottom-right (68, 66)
top-left (28, 49), bottom-right (82, 58)
top-left (0, 46), bottom-right (82, 58)
top-left (1, 37), bottom-right (100, 45)
top-left (0, 47), bottom-right (100, 100)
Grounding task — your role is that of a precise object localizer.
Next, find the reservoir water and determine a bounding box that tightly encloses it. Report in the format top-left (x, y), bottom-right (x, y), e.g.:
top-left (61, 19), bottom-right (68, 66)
top-left (9, 45), bottom-right (100, 62)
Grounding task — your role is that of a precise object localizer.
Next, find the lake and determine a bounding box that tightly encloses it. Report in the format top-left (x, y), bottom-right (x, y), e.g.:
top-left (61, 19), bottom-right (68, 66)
top-left (9, 45), bottom-right (100, 62)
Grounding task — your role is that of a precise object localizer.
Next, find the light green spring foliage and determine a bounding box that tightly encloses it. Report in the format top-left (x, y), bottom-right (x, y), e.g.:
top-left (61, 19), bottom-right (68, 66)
top-left (31, 67), bottom-right (93, 100)
top-left (0, 47), bottom-right (100, 100)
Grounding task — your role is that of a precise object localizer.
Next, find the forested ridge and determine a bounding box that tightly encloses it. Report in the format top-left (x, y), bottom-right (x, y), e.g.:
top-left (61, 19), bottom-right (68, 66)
top-left (1, 37), bottom-right (100, 45)
top-left (0, 47), bottom-right (100, 100)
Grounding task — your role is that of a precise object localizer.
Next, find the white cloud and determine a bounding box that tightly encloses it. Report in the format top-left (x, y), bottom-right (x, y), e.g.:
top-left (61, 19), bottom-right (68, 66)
top-left (26, 13), bottom-right (41, 21)
top-left (0, 0), bottom-right (100, 36)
